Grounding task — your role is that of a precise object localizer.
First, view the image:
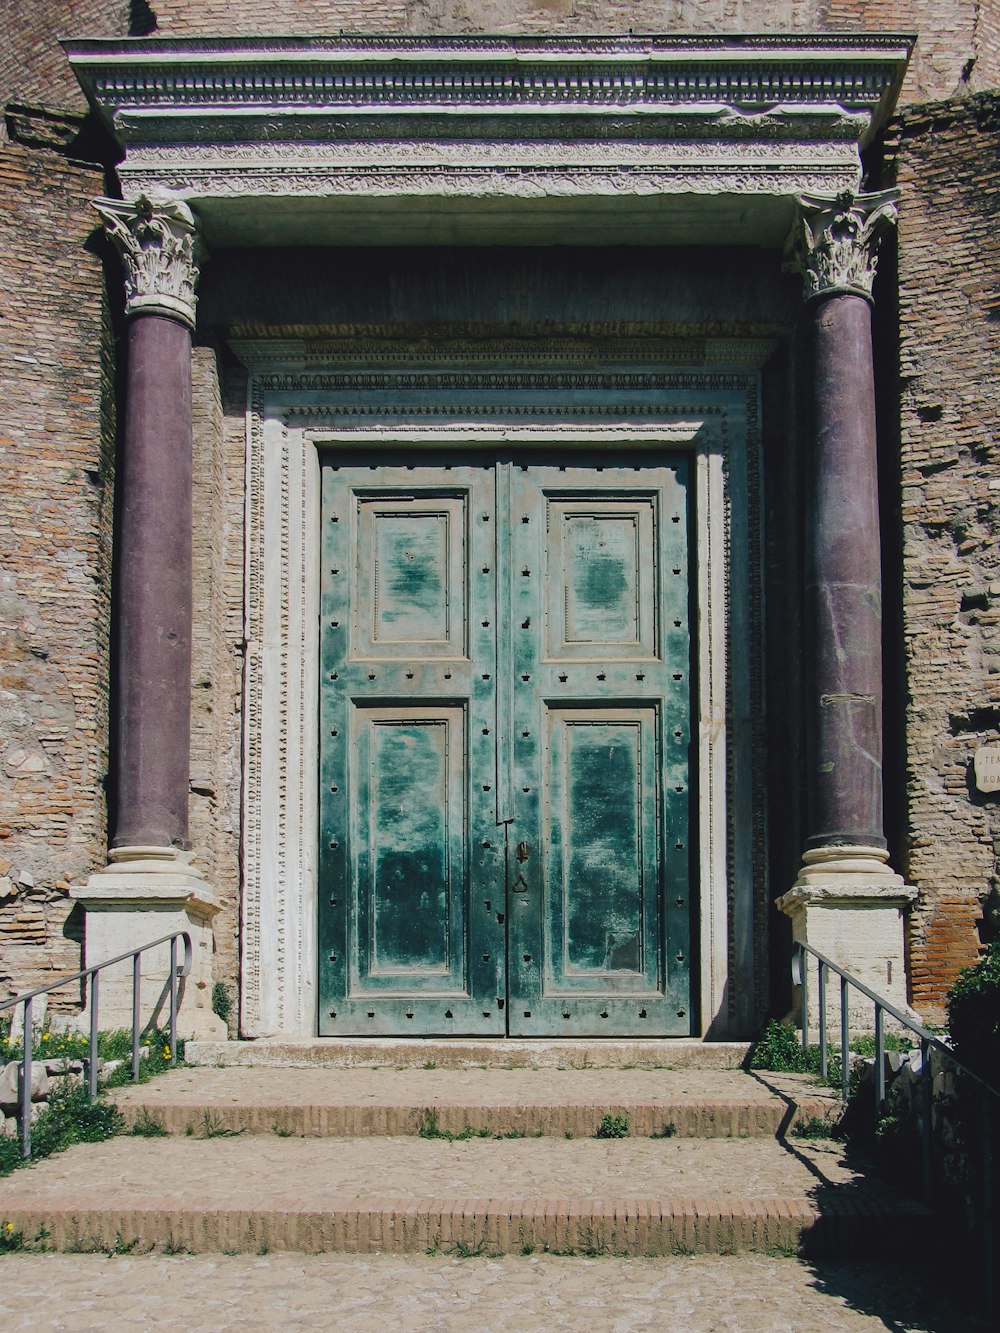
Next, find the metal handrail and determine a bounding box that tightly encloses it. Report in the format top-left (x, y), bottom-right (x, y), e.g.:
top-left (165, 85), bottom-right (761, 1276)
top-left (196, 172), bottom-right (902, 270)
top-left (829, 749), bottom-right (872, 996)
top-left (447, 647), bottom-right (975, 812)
top-left (793, 940), bottom-right (998, 1315)
top-left (0, 930), bottom-right (192, 1160)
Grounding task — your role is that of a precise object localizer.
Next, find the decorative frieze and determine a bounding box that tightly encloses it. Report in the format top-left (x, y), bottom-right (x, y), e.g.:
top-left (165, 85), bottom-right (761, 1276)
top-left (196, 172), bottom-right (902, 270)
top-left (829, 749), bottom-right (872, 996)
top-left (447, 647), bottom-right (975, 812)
top-left (786, 189), bottom-right (899, 304)
top-left (93, 191), bottom-right (200, 328)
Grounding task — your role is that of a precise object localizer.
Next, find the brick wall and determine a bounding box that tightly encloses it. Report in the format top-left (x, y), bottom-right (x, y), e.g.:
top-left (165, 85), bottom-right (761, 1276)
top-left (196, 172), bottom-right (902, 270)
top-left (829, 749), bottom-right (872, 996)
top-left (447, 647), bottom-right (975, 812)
top-left (891, 92), bottom-right (1000, 1020)
top-left (0, 109), bottom-right (115, 1006)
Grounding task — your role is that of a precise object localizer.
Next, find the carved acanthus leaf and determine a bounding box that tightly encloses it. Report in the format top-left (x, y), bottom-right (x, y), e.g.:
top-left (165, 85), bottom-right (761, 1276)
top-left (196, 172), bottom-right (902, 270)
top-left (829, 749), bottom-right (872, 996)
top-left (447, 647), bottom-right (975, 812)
top-left (785, 189), bottom-right (899, 303)
top-left (94, 191), bottom-right (201, 327)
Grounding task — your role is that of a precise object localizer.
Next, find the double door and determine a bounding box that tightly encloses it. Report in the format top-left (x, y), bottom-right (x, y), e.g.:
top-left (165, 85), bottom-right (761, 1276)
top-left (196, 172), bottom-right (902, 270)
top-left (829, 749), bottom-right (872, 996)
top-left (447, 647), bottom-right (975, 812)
top-left (318, 452), bottom-right (693, 1035)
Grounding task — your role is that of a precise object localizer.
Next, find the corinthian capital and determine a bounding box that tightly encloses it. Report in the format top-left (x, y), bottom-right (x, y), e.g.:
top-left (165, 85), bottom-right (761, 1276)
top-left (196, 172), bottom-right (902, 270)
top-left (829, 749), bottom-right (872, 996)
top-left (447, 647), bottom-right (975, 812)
top-left (94, 191), bottom-right (201, 328)
top-left (785, 189), bottom-right (899, 304)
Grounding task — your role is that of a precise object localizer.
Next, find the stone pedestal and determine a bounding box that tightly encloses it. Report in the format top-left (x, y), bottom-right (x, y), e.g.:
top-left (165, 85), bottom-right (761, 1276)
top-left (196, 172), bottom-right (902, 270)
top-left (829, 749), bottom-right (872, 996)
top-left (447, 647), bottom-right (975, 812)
top-left (777, 847), bottom-right (917, 1030)
top-left (71, 848), bottom-right (226, 1040)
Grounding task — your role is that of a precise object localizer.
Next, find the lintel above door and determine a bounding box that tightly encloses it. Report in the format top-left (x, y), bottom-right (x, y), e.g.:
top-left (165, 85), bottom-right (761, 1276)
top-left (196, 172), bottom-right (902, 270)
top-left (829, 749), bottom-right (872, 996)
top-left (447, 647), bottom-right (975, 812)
top-left (66, 34), bottom-right (911, 248)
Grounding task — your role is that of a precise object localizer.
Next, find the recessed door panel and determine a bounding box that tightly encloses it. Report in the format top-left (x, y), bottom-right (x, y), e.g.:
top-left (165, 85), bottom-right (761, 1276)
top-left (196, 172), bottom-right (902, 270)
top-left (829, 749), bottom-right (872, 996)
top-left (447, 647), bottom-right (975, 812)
top-left (356, 497), bottom-right (466, 656)
top-left (355, 706), bottom-right (463, 984)
top-left (546, 709), bottom-right (657, 984)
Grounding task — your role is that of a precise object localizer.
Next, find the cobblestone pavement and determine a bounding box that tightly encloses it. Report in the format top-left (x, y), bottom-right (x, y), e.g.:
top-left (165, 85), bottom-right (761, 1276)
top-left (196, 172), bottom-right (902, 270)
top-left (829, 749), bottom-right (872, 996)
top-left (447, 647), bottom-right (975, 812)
top-left (0, 1252), bottom-right (987, 1331)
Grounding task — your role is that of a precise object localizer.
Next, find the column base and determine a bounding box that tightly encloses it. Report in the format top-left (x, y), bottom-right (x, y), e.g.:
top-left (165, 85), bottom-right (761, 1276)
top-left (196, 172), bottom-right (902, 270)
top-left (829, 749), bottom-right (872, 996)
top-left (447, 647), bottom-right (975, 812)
top-left (776, 846), bottom-right (918, 1031)
top-left (70, 847), bottom-right (227, 1041)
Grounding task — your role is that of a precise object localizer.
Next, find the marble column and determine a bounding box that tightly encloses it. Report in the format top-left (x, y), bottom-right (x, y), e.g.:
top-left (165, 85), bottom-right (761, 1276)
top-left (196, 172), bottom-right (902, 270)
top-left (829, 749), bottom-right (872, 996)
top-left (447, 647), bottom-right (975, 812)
top-left (778, 190), bottom-right (916, 1024)
top-left (71, 192), bottom-right (223, 1039)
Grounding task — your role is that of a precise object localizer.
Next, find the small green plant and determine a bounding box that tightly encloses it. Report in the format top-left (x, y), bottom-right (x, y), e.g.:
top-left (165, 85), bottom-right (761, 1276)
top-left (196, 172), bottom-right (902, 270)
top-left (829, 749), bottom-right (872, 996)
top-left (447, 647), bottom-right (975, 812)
top-left (199, 1112), bottom-right (242, 1139)
top-left (651, 1123), bottom-right (677, 1139)
top-left (417, 1109), bottom-right (490, 1142)
top-left (130, 1109), bottom-right (169, 1137)
top-left (947, 940), bottom-right (1000, 1083)
top-left (211, 982), bottom-right (232, 1026)
top-left (849, 1031), bottom-right (914, 1058)
top-left (0, 1081), bottom-right (126, 1180)
top-left (1, 1222), bottom-right (24, 1252)
top-left (453, 1237), bottom-right (488, 1258)
top-left (750, 1019), bottom-right (822, 1074)
top-left (595, 1113), bottom-right (630, 1139)
top-left (791, 1115), bottom-right (835, 1140)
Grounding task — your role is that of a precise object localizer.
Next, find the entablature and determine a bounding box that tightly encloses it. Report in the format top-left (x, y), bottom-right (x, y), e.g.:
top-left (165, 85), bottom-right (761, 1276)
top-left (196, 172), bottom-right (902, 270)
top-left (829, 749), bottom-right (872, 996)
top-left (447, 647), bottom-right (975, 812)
top-left (66, 34), bottom-right (913, 248)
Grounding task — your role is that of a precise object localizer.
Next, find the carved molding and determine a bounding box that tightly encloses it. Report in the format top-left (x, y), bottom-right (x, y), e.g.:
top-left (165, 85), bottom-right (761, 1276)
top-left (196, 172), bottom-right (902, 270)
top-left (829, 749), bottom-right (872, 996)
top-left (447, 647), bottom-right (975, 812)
top-left (68, 35), bottom-right (912, 121)
top-left (94, 190), bottom-right (201, 327)
top-left (785, 188), bottom-right (900, 304)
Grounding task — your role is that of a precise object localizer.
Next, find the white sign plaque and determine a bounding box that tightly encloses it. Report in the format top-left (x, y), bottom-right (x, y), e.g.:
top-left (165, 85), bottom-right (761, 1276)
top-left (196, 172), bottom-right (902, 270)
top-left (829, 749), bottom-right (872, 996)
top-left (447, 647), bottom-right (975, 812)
top-left (974, 744), bottom-right (1000, 794)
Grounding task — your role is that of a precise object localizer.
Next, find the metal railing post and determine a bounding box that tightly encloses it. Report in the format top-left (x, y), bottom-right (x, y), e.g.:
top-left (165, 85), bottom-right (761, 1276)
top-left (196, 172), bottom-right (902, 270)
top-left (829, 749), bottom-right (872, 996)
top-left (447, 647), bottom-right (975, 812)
top-left (799, 944), bottom-right (809, 1053)
top-left (840, 974), bottom-right (850, 1103)
top-left (20, 996), bottom-right (32, 1160)
top-left (874, 1002), bottom-right (885, 1127)
top-left (88, 971), bottom-right (100, 1099)
top-left (818, 960), bottom-right (828, 1080)
top-left (921, 1035), bottom-right (932, 1207)
top-left (132, 952), bottom-right (142, 1082)
top-left (169, 935), bottom-right (178, 1064)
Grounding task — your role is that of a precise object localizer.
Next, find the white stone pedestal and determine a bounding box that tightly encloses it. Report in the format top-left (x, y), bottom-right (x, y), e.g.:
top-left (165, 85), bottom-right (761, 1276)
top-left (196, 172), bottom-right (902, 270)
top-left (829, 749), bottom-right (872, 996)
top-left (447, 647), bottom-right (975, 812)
top-left (776, 846), bottom-right (918, 1035)
top-left (70, 847), bottom-right (227, 1041)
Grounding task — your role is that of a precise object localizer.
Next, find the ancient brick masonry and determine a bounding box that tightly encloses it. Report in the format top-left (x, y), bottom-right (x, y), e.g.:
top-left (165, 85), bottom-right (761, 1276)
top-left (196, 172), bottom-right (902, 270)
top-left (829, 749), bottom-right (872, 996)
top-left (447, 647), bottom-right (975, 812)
top-left (0, 108), bottom-right (115, 1004)
top-left (891, 92), bottom-right (1000, 1019)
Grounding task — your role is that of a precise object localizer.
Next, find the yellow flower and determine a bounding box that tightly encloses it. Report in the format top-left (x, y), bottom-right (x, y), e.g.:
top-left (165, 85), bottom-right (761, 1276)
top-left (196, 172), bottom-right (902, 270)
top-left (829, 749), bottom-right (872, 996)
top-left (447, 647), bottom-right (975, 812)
top-left (41, 1033), bottom-right (49, 1042)
top-left (163, 1046), bottom-right (171, 1059)
top-left (5, 1223), bottom-right (13, 1232)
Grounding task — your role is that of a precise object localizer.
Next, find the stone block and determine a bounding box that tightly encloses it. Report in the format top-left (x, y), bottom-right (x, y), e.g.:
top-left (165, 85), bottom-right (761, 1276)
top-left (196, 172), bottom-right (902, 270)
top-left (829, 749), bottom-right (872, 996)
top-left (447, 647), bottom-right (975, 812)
top-left (0, 1059), bottom-right (49, 1109)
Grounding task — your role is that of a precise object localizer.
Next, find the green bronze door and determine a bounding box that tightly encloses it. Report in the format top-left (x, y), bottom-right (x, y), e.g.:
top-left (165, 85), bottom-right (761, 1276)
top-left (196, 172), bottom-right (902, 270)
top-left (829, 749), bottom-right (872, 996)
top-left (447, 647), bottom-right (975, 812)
top-left (319, 453), bottom-right (692, 1036)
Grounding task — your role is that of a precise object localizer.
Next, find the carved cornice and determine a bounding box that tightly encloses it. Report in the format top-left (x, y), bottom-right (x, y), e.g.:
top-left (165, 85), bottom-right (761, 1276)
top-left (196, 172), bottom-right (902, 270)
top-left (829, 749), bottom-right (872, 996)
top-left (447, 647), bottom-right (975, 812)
top-left (785, 188), bottom-right (899, 304)
top-left (66, 35), bottom-right (913, 124)
top-left (94, 191), bottom-right (201, 327)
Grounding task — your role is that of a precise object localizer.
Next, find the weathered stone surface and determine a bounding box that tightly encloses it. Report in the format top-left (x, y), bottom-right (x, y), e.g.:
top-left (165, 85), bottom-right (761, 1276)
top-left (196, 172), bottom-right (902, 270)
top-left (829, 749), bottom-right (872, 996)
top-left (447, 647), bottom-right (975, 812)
top-left (0, 1058), bottom-right (49, 1107)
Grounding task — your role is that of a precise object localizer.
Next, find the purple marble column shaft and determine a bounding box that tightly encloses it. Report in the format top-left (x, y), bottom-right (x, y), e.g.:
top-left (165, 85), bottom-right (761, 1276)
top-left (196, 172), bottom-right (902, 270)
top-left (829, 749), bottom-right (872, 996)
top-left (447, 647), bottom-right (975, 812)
top-left (113, 313), bottom-right (193, 849)
top-left (806, 291), bottom-right (885, 850)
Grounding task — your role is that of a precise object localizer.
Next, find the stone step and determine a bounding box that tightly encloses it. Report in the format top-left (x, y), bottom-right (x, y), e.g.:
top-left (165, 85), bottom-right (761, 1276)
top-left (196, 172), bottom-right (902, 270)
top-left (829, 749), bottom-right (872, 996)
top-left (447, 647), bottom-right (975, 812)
top-left (0, 1135), bottom-right (931, 1258)
top-left (110, 1067), bottom-right (837, 1139)
top-left (184, 1038), bottom-right (752, 1071)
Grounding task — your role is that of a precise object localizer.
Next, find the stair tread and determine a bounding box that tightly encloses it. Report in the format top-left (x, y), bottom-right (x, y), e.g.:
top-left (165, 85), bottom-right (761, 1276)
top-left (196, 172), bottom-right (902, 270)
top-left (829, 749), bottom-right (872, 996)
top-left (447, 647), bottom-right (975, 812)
top-left (113, 1065), bottom-right (832, 1108)
top-left (185, 1038), bottom-right (752, 1071)
top-left (3, 1135), bottom-right (873, 1206)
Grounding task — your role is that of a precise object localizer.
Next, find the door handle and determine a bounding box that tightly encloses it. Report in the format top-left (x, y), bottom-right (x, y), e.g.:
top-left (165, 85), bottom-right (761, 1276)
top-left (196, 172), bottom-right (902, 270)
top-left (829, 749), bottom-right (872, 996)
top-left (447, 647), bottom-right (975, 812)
top-left (516, 841), bottom-right (530, 863)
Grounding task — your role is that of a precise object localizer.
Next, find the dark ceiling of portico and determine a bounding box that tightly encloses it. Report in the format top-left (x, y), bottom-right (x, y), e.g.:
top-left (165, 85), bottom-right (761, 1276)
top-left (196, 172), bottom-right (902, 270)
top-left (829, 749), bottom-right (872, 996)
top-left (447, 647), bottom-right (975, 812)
top-left (198, 246), bottom-right (800, 338)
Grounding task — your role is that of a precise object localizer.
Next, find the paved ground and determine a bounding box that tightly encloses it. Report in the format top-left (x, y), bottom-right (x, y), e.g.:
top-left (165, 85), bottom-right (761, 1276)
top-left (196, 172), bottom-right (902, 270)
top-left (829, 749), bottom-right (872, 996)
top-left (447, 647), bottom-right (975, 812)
top-left (0, 1133), bottom-right (860, 1204)
top-left (0, 1252), bottom-right (987, 1331)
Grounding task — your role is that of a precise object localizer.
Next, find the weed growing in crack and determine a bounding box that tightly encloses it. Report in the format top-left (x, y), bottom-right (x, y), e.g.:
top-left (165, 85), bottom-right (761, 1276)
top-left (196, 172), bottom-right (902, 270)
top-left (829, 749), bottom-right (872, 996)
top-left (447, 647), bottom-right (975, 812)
top-left (595, 1113), bottom-right (630, 1139)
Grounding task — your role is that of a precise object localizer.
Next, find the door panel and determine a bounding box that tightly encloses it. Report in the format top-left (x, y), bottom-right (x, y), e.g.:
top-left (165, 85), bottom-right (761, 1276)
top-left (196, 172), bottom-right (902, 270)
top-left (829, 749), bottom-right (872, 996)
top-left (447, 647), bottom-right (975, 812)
top-left (319, 463), bottom-right (505, 1035)
top-left (507, 460), bottom-right (692, 1036)
top-left (354, 706), bottom-right (465, 985)
top-left (319, 454), bottom-right (693, 1036)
